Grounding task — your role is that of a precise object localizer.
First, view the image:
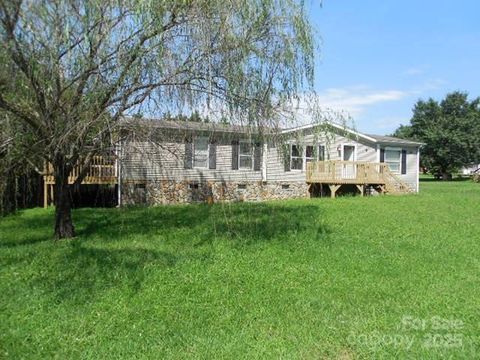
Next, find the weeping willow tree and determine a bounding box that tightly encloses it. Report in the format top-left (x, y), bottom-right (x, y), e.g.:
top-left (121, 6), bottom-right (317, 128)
top-left (0, 0), bottom-right (316, 239)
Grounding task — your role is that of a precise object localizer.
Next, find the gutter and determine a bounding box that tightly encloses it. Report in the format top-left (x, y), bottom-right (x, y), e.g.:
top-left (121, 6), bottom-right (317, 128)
top-left (117, 141), bottom-right (122, 207)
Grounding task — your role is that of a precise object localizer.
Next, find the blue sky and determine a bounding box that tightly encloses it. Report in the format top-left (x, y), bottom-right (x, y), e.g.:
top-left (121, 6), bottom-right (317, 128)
top-left (308, 0), bottom-right (480, 134)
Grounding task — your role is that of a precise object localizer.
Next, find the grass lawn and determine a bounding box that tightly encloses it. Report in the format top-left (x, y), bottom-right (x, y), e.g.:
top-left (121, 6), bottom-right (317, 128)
top-left (1, 180), bottom-right (479, 359)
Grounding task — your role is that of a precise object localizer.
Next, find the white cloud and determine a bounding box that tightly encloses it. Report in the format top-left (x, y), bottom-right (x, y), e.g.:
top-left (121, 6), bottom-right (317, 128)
top-left (402, 65), bottom-right (434, 76)
top-left (311, 78), bottom-right (448, 118)
top-left (403, 67), bottom-right (424, 76)
top-left (283, 78), bottom-right (449, 132)
top-left (372, 116), bottom-right (409, 131)
top-left (410, 78), bottom-right (447, 94)
top-left (314, 86), bottom-right (409, 116)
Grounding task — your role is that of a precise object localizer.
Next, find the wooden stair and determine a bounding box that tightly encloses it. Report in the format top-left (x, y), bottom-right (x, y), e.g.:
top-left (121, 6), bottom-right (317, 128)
top-left (306, 160), bottom-right (414, 197)
top-left (380, 167), bottom-right (413, 194)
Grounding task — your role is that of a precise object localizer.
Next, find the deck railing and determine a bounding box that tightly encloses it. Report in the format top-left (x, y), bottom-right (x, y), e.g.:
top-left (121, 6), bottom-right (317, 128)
top-left (306, 160), bottom-right (390, 184)
top-left (43, 156), bottom-right (118, 185)
top-left (306, 160), bottom-right (413, 194)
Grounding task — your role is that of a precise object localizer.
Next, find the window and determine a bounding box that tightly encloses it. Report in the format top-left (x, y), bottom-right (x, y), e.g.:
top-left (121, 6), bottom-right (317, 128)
top-left (385, 148), bottom-right (401, 173)
top-left (290, 144), bottom-right (303, 170)
top-left (305, 145), bottom-right (315, 164)
top-left (281, 184), bottom-right (290, 189)
top-left (194, 137), bottom-right (208, 168)
top-left (318, 145), bottom-right (326, 161)
top-left (133, 183), bottom-right (147, 204)
top-left (189, 182), bottom-right (199, 189)
top-left (237, 183), bottom-right (247, 190)
top-left (239, 141), bottom-right (253, 169)
top-left (289, 144), bottom-right (326, 171)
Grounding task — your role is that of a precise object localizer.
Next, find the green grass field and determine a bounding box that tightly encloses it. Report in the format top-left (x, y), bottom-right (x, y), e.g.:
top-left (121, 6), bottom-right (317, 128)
top-left (1, 180), bottom-right (479, 359)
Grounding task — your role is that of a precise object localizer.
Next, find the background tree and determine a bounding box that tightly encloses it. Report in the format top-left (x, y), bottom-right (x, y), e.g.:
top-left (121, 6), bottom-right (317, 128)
top-left (393, 92), bottom-right (480, 180)
top-left (0, 106), bottom-right (44, 215)
top-left (391, 124), bottom-right (412, 141)
top-left (0, 0), bottom-right (315, 238)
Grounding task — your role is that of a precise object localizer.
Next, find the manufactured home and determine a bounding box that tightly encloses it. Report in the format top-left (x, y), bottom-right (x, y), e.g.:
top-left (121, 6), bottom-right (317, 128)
top-left (43, 119), bottom-right (423, 207)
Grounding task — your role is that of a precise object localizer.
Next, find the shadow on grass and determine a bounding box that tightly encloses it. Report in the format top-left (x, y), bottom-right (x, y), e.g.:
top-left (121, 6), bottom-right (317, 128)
top-left (419, 176), bottom-right (472, 183)
top-left (0, 210), bottom-right (53, 248)
top-left (76, 202), bottom-right (329, 245)
top-left (41, 241), bottom-right (178, 303)
top-left (1, 202), bottom-right (331, 303)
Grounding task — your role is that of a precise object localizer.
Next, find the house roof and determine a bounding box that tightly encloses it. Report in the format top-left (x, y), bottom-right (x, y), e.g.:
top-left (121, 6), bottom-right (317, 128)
top-left (365, 134), bottom-right (424, 146)
top-left (283, 122), bottom-right (424, 147)
top-left (122, 117), bottom-right (275, 134)
top-left (123, 117), bottom-right (423, 146)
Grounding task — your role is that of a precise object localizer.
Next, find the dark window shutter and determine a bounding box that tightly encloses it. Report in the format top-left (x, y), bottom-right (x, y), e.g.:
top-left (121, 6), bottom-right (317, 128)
top-left (380, 148), bottom-right (385, 162)
top-left (253, 143), bottom-right (262, 171)
top-left (401, 149), bottom-right (407, 174)
top-left (318, 145), bottom-right (325, 161)
top-left (184, 138), bottom-right (193, 169)
top-left (284, 144), bottom-right (291, 172)
top-left (231, 140), bottom-right (239, 170)
top-left (209, 141), bottom-right (216, 169)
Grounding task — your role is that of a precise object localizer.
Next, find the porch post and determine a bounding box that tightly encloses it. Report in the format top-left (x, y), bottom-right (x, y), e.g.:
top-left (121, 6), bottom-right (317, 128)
top-left (356, 184), bottom-right (364, 196)
top-left (49, 184), bottom-right (54, 206)
top-left (43, 181), bottom-right (48, 208)
top-left (329, 184), bottom-right (340, 198)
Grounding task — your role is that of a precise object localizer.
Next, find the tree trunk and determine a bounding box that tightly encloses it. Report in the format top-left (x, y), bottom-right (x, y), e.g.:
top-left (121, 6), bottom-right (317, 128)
top-left (53, 159), bottom-right (75, 239)
top-left (441, 172), bottom-right (452, 181)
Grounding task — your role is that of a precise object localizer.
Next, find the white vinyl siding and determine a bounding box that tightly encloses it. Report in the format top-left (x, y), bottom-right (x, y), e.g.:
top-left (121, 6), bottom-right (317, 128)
top-left (267, 130), bottom-right (378, 181)
top-left (399, 147), bottom-right (419, 191)
top-left (122, 137), bottom-right (262, 183)
top-left (120, 125), bottom-right (421, 192)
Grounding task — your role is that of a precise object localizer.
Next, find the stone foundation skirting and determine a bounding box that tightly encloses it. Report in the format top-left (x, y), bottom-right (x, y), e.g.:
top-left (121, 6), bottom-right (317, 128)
top-left (121, 180), bottom-right (309, 205)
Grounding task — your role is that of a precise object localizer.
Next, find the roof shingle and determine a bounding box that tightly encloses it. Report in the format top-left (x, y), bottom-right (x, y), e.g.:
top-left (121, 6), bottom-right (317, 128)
top-left (366, 134), bottom-right (424, 146)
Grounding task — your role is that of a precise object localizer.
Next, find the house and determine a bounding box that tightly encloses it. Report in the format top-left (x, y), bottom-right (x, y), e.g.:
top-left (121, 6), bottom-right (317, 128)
top-left (42, 118), bottom-right (423, 207)
top-left (461, 164), bottom-right (480, 175)
top-left (115, 119), bottom-right (423, 205)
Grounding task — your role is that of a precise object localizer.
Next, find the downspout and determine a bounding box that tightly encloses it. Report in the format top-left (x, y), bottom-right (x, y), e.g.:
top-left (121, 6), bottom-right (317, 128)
top-left (262, 143), bottom-right (268, 182)
top-left (416, 146), bottom-right (420, 193)
top-left (117, 140), bottom-right (122, 207)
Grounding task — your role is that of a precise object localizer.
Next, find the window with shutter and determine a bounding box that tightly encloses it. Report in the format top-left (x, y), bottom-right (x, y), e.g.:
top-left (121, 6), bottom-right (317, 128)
top-left (208, 141), bottom-right (216, 169)
top-left (401, 150), bottom-right (407, 174)
top-left (305, 145), bottom-right (315, 165)
top-left (231, 140), bottom-right (239, 170)
top-left (290, 144), bottom-right (303, 170)
top-left (239, 141), bottom-right (253, 169)
top-left (283, 144), bottom-right (290, 172)
top-left (193, 137), bottom-right (208, 168)
top-left (253, 143), bottom-right (262, 171)
top-left (318, 145), bottom-right (326, 161)
top-left (184, 139), bottom-right (193, 169)
top-left (385, 148), bottom-right (401, 173)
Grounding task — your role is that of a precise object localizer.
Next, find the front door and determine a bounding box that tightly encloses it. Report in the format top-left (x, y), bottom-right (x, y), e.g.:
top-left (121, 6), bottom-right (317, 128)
top-left (342, 145), bottom-right (356, 179)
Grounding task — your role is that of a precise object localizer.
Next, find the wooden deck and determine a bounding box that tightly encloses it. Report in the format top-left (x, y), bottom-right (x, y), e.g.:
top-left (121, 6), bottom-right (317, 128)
top-left (43, 156), bottom-right (117, 207)
top-left (306, 160), bottom-right (412, 197)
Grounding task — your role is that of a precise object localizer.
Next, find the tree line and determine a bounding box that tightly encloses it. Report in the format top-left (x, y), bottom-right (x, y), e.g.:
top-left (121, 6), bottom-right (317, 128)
top-left (393, 91), bottom-right (480, 180)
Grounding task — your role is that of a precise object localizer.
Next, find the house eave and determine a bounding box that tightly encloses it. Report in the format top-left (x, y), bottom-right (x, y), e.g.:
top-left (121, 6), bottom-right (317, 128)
top-left (281, 121), bottom-right (379, 143)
